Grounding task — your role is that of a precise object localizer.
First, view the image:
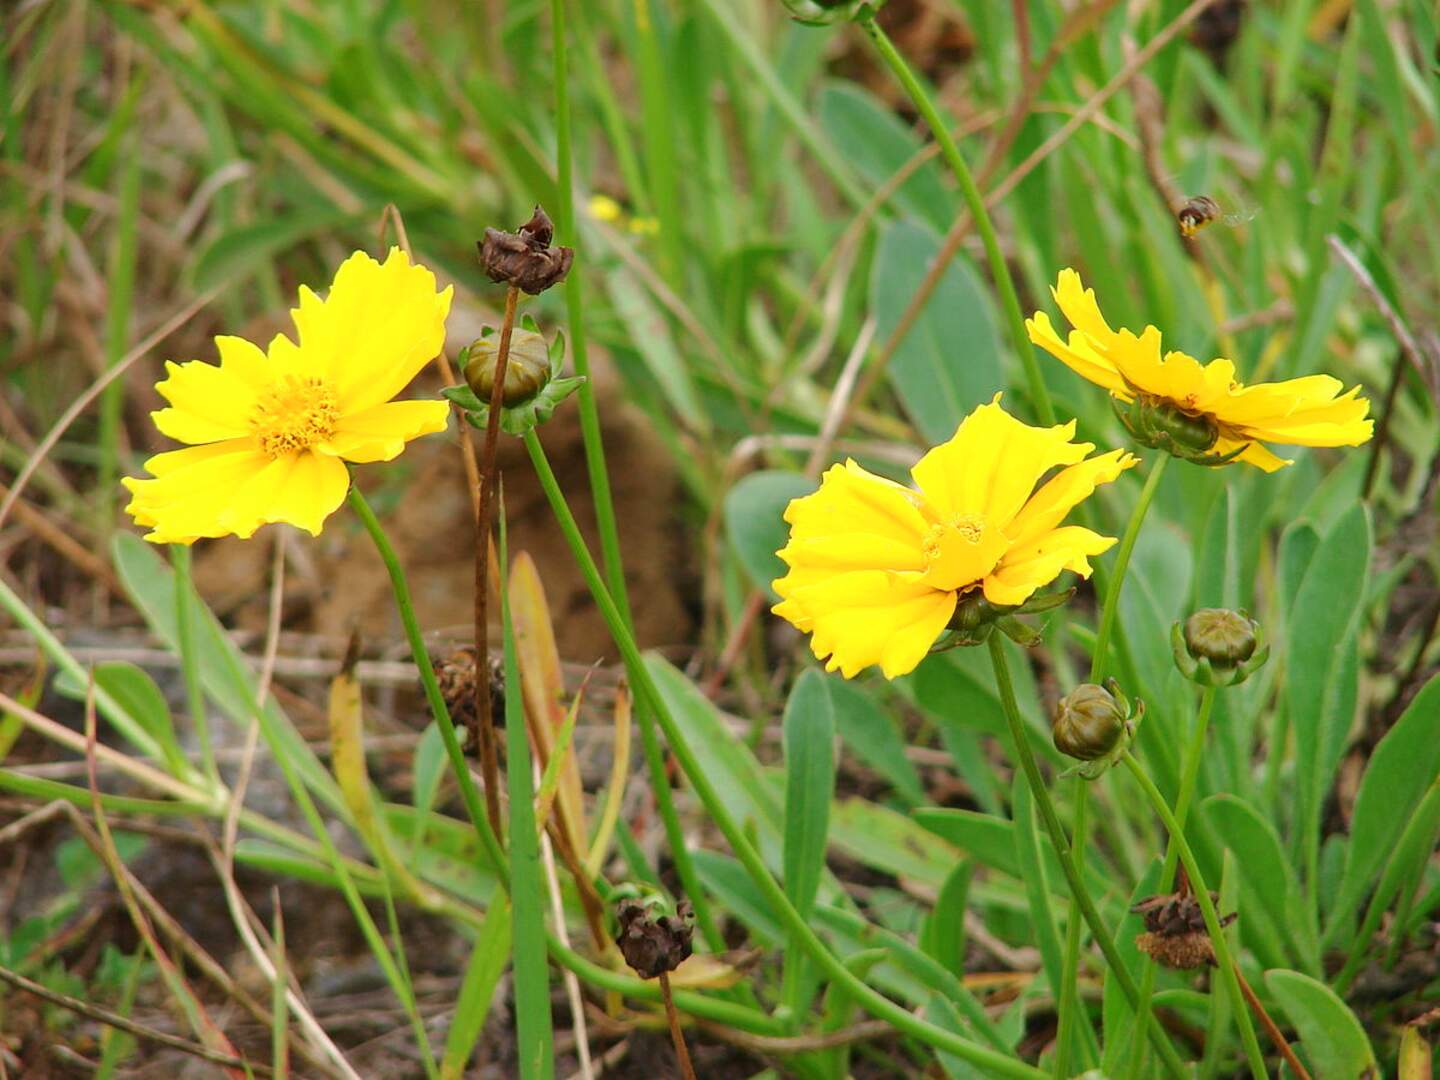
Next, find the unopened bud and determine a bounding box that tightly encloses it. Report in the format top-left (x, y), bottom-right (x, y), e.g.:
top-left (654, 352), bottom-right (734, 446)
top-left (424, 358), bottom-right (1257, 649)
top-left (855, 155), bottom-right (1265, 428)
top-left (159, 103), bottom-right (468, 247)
top-left (1172, 608), bottom-right (1268, 687)
top-left (1184, 608), bottom-right (1256, 665)
top-left (462, 330), bottom-right (551, 407)
top-left (1053, 683), bottom-right (1126, 761)
top-left (1113, 394), bottom-right (1247, 466)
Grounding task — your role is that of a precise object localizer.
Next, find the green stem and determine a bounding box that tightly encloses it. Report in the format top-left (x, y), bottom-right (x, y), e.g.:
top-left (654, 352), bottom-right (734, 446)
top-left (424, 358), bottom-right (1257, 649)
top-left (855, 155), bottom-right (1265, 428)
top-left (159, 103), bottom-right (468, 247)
top-left (1053, 782), bottom-right (1095, 1076)
top-left (351, 485), bottom-right (781, 1032)
top-left (550, 0), bottom-right (625, 618)
top-left (1122, 753), bottom-right (1268, 1080)
top-left (550, 0), bottom-right (729, 956)
top-left (856, 10), bottom-right (1054, 427)
top-left (170, 545), bottom-right (219, 786)
top-left (986, 637), bottom-right (1188, 1079)
top-left (1090, 453), bottom-right (1169, 684)
top-left (524, 429), bottom-right (1044, 1079)
top-left (347, 487), bottom-right (507, 876)
top-left (1127, 685), bottom-right (1216, 1071)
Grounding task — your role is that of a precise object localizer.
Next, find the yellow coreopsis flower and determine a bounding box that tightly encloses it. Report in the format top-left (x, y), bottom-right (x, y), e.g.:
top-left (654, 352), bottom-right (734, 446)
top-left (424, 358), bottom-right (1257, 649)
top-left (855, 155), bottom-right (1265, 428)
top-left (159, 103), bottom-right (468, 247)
top-left (772, 396), bottom-right (1137, 679)
top-left (1027, 269), bottom-right (1373, 471)
top-left (123, 248), bottom-right (453, 543)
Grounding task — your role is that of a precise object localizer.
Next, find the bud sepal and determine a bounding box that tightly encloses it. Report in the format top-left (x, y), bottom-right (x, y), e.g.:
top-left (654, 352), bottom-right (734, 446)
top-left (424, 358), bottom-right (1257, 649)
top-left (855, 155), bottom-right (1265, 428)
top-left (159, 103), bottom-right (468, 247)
top-left (933, 588), bottom-right (1074, 650)
top-left (444, 316), bottom-right (584, 436)
top-left (1172, 608), bottom-right (1269, 687)
top-left (1053, 678), bottom-right (1144, 780)
top-left (1112, 391), bottom-right (1246, 467)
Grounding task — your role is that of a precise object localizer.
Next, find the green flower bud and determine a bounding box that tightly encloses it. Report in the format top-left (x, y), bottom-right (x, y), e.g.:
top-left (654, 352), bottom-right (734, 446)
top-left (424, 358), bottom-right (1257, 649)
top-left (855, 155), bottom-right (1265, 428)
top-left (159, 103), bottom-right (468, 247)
top-left (1052, 678), bottom-right (1143, 779)
top-left (1184, 608), bottom-right (1256, 665)
top-left (462, 329), bottom-right (551, 407)
top-left (1172, 608), bottom-right (1269, 687)
top-left (1053, 683), bottom-right (1126, 761)
top-left (1113, 393), bottom-right (1247, 466)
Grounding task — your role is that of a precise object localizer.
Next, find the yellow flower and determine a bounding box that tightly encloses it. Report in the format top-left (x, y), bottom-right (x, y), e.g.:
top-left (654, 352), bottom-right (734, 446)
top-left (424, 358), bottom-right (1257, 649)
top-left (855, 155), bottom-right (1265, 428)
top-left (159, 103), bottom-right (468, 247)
top-left (124, 248), bottom-right (453, 543)
top-left (1027, 269), bottom-right (1373, 471)
top-left (772, 396), bottom-right (1137, 679)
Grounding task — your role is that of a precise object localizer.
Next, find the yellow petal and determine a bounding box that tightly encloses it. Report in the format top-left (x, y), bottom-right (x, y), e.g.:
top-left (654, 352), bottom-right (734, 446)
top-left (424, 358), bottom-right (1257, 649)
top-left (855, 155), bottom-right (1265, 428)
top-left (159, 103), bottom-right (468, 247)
top-left (782, 461), bottom-right (930, 549)
top-left (984, 526), bottom-right (1117, 607)
top-left (1005, 450), bottom-right (1138, 548)
top-left (780, 570), bottom-right (955, 679)
top-left (290, 247), bottom-right (452, 414)
top-left (122, 441), bottom-right (272, 544)
top-left (1026, 312), bottom-right (1128, 395)
top-left (911, 395), bottom-right (1089, 528)
top-left (1052, 269), bottom-right (1118, 349)
top-left (778, 534), bottom-right (926, 573)
top-left (150, 335), bottom-right (270, 444)
top-left (1214, 436), bottom-right (1291, 472)
top-left (315, 400), bottom-right (451, 463)
top-left (217, 450), bottom-right (350, 538)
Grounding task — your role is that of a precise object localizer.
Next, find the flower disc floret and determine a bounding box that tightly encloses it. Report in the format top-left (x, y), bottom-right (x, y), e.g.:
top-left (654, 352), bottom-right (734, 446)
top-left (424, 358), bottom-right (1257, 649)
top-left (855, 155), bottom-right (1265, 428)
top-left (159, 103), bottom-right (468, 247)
top-left (123, 248), bottom-right (453, 543)
top-left (1026, 269), bottom-right (1373, 471)
top-left (771, 395), bottom-right (1137, 679)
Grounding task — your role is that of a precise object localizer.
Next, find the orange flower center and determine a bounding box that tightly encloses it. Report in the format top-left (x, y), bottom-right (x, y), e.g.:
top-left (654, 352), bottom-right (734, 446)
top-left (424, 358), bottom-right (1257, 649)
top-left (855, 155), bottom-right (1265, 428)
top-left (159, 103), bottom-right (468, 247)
top-left (250, 375), bottom-right (338, 457)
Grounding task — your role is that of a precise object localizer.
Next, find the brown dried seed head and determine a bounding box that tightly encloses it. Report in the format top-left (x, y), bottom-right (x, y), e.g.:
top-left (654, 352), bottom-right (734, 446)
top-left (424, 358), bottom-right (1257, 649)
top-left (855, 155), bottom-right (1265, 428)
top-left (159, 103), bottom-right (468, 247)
top-left (616, 899), bottom-right (694, 979)
top-left (436, 646), bottom-right (504, 752)
top-left (478, 205), bottom-right (574, 295)
top-left (1137, 930), bottom-right (1216, 970)
top-left (1131, 890), bottom-right (1236, 969)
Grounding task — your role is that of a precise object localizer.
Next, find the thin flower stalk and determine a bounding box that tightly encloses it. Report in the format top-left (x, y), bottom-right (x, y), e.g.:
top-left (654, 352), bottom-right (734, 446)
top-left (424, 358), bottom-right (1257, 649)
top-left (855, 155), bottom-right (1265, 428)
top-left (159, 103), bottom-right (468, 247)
top-left (1121, 752), bottom-right (1268, 1080)
top-left (523, 427), bottom-right (1048, 1080)
top-left (1127, 684), bottom-right (1215, 1069)
top-left (347, 487), bottom-right (508, 878)
top-left (170, 545), bottom-right (218, 786)
top-left (1058, 452), bottom-right (1169, 1074)
top-left (472, 283), bottom-right (519, 838)
top-left (351, 485), bottom-right (785, 1037)
top-left (548, 0), bottom-right (726, 957)
top-left (659, 971), bottom-right (698, 1080)
top-left (986, 636), bottom-right (1188, 1078)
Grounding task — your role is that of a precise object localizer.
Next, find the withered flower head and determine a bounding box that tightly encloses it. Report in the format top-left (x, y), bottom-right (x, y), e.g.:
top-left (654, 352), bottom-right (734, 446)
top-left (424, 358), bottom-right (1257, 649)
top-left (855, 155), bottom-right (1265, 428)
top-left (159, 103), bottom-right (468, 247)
top-left (436, 645), bottom-right (504, 754)
top-left (615, 898), bottom-right (694, 979)
top-left (1131, 889), bottom-right (1236, 970)
top-left (479, 206), bottom-right (574, 295)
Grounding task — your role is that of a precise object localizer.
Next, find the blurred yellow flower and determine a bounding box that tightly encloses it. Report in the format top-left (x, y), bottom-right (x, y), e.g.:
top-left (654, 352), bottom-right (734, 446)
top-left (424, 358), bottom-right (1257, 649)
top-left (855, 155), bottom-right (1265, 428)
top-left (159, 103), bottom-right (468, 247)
top-left (1027, 269), bottom-right (1373, 471)
top-left (124, 248), bottom-right (452, 544)
top-left (772, 396), bottom-right (1136, 679)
